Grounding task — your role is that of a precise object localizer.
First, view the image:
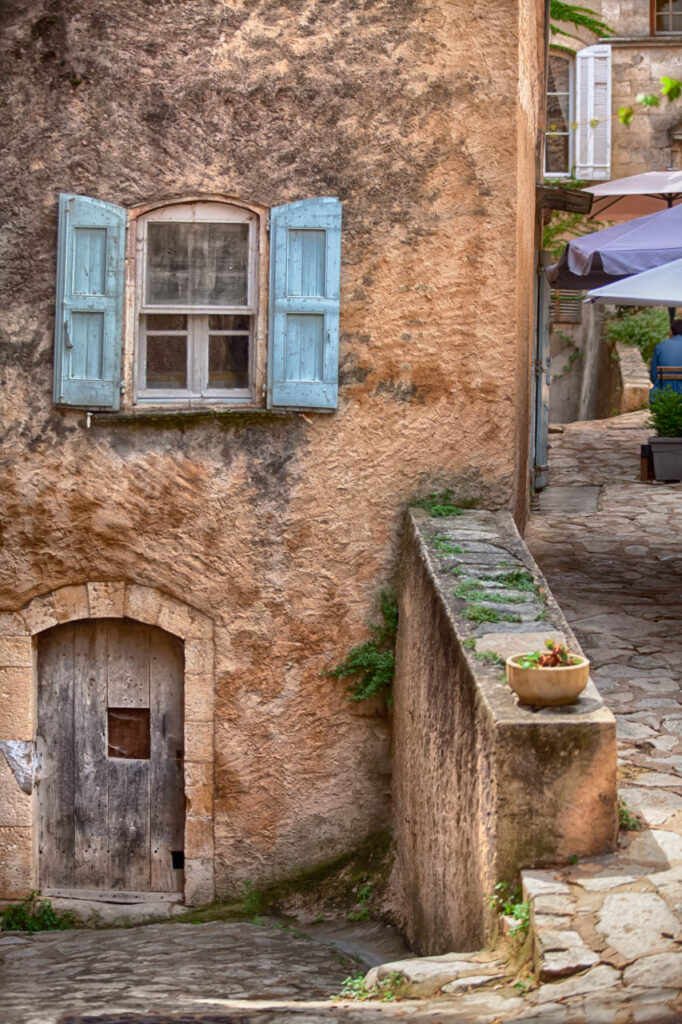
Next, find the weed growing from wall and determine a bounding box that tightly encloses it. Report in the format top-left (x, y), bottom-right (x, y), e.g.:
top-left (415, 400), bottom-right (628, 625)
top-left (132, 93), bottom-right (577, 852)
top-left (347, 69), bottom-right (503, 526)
top-left (0, 891), bottom-right (76, 932)
top-left (333, 971), bottom-right (406, 1002)
top-left (327, 589), bottom-right (398, 706)
top-left (412, 488), bottom-right (463, 517)
top-left (489, 881), bottom-right (530, 938)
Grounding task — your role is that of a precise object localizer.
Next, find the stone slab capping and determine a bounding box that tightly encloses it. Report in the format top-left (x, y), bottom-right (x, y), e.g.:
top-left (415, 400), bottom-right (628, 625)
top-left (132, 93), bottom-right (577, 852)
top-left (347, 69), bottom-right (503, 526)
top-left (615, 341), bottom-right (650, 414)
top-left (391, 509), bottom-right (617, 955)
top-left (0, 582), bottom-right (215, 907)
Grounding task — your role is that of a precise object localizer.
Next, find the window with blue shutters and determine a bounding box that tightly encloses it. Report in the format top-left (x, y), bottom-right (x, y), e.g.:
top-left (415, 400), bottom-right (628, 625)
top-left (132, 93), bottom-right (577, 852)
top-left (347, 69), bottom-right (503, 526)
top-left (54, 194), bottom-right (126, 409)
top-left (54, 194), bottom-right (342, 413)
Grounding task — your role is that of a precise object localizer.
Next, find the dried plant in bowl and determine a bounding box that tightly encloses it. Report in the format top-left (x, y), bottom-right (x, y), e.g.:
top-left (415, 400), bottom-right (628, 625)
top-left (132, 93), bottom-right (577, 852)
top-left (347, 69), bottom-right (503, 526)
top-left (506, 639), bottom-right (589, 707)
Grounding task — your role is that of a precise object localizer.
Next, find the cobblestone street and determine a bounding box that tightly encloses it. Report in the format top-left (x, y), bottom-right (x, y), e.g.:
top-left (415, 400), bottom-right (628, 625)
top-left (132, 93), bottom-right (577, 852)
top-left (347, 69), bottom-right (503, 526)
top-left (2, 410), bottom-right (682, 1024)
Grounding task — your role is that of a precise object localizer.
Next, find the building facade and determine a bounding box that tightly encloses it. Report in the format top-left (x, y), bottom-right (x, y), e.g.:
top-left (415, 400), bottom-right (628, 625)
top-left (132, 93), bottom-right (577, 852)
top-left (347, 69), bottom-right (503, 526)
top-left (0, 0), bottom-right (544, 905)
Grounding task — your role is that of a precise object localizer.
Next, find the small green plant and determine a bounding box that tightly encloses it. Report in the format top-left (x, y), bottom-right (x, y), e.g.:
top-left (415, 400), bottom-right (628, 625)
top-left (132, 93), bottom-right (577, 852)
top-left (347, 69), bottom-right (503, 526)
top-left (0, 891), bottom-right (76, 933)
top-left (495, 569), bottom-right (538, 593)
top-left (607, 307), bottom-right (670, 366)
top-left (466, 605), bottom-right (521, 624)
top-left (473, 650), bottom-right (505, 668)
top-left (239, 879), bottom-right (265, 923)
top-left (347, 882), bottom-right (372, 921)
top-left (432, 534), bottom-right (464, 554)
top-left (333, 970), bottom-right (406, 1002)
top-left (327, 589), bottom-right (398, 706)
top-left (489, 880), bottom-right (530, 937)
top-left (514, 640), bottom-right (581, 669)
top-left (463, 637), bottom-right (477, 650)
top-left (454, 580), bottom-right (485, 600)
top-left (514, 976), bottom-right (534, 995)
top-left (413, 488), bottom-right (463, 517)
top-left (618, 799), bottom-right (643, 832)
top-left (648, 387), bottom-right (682, 438)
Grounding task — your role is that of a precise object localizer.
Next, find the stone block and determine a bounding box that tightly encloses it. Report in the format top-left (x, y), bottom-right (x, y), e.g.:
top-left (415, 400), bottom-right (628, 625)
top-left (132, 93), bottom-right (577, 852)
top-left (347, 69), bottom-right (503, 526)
top-left (21, 596), bottom-right (58, 635)
top-left (539, 947), bottom-right (599, 979)
top-left (0, 667), bottom-right (35, 741)
top-left (123, 584), bottom-right (161, 626)
top-left (185, 815), bottom-right (214, 858)
top-left (623, 951), bottom-right (682, 989)
top-left (0, 755), bottom-right (33, 826)
top-left (185, 762), bottom-right (214, 817)
top-left (157, 598), bottom-right (212, 641)
top-left (185, 673), bottom-right (214, 722)
top-left (87, 582), bottom-right (125, 618)
top-left (184, 638), bottom-right (214, 676)
top-left (0, 614), bottom-right (29, 637)
top-left (596, 891), bottom-right (678, 959)
top-left (0, 637), bottom-right (33, 668)
top-left (185, 720), bottom-right (214, 763)
top-left (184, 857), bottom-right (215, 907)
top-left (0, 827), bottom-right (35, 896)
top-left (52, 585), bottom-right (90, 624)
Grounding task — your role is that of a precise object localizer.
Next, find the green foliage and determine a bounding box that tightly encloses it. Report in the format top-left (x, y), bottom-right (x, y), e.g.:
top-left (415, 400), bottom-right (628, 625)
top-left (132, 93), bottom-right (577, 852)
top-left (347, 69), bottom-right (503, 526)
top-left (619, 75), bottom-right (682, 124)
top-left (432, 535), bottom-right (464, 554)
top-left (413, 488), bottom-right (463, 517)
top-left (463, 637), bottom-right (477, 650)
top-left (606, 307), bottom-right (670, 365)
top-left (466, 605), bottom-right (522, 624)
top-left (489, 881), bottom-right (530, 937)
top-left (473, 650), bottom-right (505, 668)
top-left (543, 209), bottom-right (610, 263)
top-left (334, 971), bottom-right (406, 1002)
top-left (549, 0), bottom-right (613, 40)
top-left (648, 387), bottom-right (682, 438)
top-left (514, 640), bottom-right (581, 669)
top-left (0, 891), bottom-right (76, 933)
top-left (327, 589), bottom-right (398, 705)
top-left (347, 882), bottom-right (372, 921)
top-left (454, 580), bottom-right (484, 600)
top-left (618, 799), bottom-right (643, 832)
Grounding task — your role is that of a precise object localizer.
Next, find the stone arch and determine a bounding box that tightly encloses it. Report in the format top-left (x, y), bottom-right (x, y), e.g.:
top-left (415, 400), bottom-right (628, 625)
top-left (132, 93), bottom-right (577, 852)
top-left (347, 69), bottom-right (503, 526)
top-left (0, 582), bottom-right (215, 906)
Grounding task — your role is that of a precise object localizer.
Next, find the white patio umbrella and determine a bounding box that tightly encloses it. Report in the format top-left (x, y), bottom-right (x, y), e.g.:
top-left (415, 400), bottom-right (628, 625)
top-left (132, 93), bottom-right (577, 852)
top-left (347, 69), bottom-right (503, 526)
top-left (585, 170), bottom-right (682, 220)
top-left (587, 258), bottom-right (682, 307)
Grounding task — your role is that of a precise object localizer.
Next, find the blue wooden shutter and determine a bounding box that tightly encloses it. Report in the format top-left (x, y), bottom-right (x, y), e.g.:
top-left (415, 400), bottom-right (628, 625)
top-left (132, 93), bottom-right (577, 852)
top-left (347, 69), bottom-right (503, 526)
top-left (267, 197), bottom-right (342, 410)
top-left (54, 194), bottom-right (126, 409)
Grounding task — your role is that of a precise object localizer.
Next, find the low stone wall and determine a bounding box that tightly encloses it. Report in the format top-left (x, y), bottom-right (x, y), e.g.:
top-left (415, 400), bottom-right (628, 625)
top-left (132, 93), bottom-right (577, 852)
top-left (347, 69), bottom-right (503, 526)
top-left (615, 341), bottom-right (650, 414)
top-left (391, 509), bottom-right (617, 955)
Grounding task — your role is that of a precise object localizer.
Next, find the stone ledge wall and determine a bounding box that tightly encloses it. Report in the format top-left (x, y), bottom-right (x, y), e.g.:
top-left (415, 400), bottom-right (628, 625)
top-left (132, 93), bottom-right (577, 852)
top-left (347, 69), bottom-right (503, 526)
top-left (391, 509), bottom-right (617, 955)
top-left (615, 342), bottom-right (650, 415)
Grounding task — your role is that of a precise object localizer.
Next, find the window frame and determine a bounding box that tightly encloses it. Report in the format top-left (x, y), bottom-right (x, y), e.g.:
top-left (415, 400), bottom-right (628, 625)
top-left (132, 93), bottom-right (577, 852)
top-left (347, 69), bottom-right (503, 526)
top-left (126, 196), bottom-right (269, 410)
top-left (544, 50), bottom-right (575, 180)
top-left (651, 0), bottom-right (682, 34)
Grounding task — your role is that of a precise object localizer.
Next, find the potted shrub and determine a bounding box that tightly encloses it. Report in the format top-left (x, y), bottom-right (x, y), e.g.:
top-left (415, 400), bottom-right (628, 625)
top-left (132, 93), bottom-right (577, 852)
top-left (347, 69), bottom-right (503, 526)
top-left (648, 387), bottom-right (682, 481)
top-left (506, 640), bottom-right (589, 707)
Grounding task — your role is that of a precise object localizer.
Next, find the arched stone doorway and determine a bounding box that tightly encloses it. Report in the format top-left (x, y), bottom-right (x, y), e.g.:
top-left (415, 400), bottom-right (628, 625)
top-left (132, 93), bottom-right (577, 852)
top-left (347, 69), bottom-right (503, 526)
top-left (0, 582), bottom-right (215, 906)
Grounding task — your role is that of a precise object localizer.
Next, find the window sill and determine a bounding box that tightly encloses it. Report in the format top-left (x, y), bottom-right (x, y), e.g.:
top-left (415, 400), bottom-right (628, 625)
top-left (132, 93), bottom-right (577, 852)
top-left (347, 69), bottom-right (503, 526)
top-left (604, 34), bottom-right (682, 46)
top-left (88, 405), bottom-right (290, 427)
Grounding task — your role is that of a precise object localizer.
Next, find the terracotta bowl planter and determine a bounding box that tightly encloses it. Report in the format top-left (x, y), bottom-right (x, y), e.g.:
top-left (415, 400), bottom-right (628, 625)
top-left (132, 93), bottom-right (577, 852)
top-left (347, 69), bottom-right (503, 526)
top-left (505, 654), bottom-right (590, 707)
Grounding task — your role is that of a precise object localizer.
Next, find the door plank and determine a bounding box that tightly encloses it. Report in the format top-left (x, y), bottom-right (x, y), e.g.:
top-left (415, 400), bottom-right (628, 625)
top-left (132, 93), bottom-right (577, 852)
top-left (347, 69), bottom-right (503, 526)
top-left (150, 629), bottom-right (185, 891)
top-left (73, 622), bottom-right (109, 888)
top-left (106, 619), bottom-right (150, 707)
top-left (108, 757), bottom-right (151, 890)
top-left (37, 625), bottom-right (75, 889)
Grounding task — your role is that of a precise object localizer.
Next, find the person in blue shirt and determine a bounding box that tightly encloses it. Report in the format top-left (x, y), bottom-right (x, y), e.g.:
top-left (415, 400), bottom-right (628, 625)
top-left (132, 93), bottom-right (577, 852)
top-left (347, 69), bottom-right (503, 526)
top-left (650, 319), bottom-right (682, 398)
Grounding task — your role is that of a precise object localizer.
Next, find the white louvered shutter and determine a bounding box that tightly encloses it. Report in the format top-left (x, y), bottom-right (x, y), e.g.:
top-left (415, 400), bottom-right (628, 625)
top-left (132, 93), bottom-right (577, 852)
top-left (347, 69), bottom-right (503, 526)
top-left (575, 44), bottom-right (612, 181)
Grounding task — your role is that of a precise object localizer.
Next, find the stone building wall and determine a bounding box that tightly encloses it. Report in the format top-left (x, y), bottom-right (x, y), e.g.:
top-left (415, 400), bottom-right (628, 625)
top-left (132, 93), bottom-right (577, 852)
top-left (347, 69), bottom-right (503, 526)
top-left (0, 0), bottom-right (543, 901)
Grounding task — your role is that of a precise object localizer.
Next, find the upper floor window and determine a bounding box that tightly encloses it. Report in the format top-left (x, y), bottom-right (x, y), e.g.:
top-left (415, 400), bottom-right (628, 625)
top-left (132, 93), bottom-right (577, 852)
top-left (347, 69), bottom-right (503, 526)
top-left (545, 53), bottom-right (573, 177)
top-left (544, 45), bottom-right (612, 182)
top-left (135, 203), bottom-right (257, 402)
top-left (653, 0), bottom-right (682, 33)
top-left (53, 194), bottom-right (342, 414)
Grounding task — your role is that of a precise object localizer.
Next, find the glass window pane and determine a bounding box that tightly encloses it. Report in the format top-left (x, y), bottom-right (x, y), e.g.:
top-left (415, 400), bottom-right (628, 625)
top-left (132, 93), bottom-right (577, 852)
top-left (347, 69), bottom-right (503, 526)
top-left (545, 133), bottom-right (570, 175)
top-left (145, 314), bottom-right (187, 331)
top-left (146, 222), bottom-right (249, 307)
top-left (208, 335), bottom-right (249, 389)
top-left (656, 11), bottom-right (670, 29)
top-left (146, 335), bottom-right (187, 389)
top-left (547, 92), bottom-right (570, 132)
top-left (548, 55), bottom-right (570, 94)
top-left (671, 11), bottom-right (682, 30)
top-left (208, 314), bottom-right (251, 331)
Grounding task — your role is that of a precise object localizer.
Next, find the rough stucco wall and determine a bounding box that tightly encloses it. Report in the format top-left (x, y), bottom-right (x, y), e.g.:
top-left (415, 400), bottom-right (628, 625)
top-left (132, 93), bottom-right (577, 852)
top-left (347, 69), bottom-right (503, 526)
top-left (0, 0), bottom-right (542, 894)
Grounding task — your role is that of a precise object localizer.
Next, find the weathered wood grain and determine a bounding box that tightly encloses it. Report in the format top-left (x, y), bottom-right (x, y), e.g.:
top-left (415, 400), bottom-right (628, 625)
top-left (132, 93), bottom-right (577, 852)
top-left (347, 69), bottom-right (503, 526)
top-left (108, 756), bottom-right (150, 890)
top-left (107, 619), bottom-right (150, 707)
top-left (73, 622), bottom-right (108, 887)
top-left (150, 629), bottom-right (185, 891)
top-left (38, 624), bottom-right (75, 889)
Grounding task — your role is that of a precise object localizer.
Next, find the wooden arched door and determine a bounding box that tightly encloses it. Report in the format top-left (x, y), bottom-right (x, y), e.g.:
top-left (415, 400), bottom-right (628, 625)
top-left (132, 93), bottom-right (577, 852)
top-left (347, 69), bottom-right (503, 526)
top-left (37, 619), bottom-right (184, 895)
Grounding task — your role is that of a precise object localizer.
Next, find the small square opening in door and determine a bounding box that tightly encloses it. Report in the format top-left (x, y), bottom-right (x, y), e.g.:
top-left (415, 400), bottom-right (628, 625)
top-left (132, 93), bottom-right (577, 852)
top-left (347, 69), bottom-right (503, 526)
top-left (108, 707), bottom-right (151, 759)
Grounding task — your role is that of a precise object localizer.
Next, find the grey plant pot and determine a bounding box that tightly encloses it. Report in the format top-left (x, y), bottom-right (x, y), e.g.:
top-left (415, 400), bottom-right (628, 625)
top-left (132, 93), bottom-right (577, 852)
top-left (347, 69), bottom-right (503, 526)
top-left (649, 436), bottom-right (682, 481)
